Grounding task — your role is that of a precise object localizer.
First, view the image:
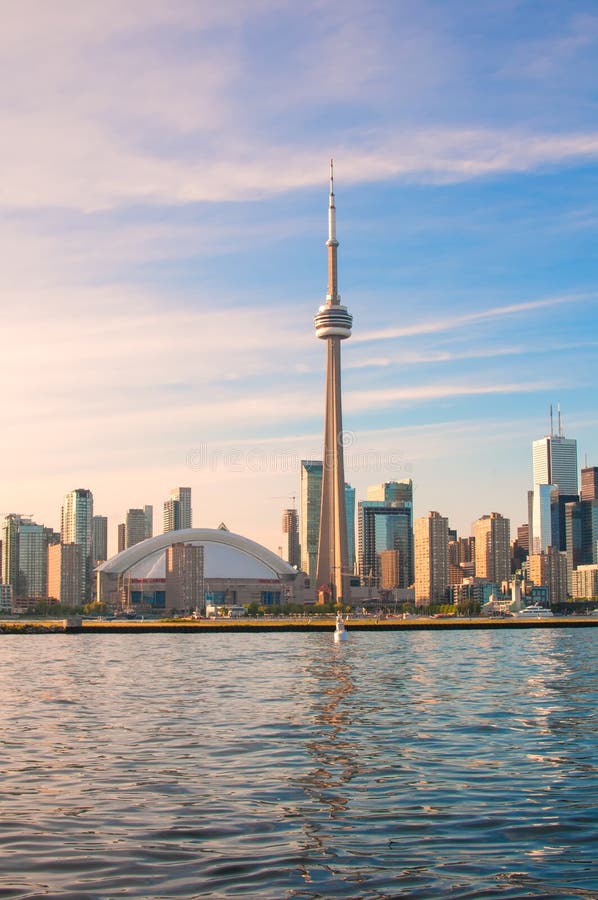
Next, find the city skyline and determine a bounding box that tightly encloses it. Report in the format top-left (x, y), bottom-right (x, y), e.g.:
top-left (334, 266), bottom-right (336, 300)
top-left (1, 2), bottom-right (597, 554)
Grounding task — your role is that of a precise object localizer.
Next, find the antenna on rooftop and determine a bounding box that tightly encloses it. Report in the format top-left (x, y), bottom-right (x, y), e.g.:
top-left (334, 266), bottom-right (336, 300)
top-left (550, 404), bottom-right (554, 437)
top-left (558, 403), bottom-right (563, 438)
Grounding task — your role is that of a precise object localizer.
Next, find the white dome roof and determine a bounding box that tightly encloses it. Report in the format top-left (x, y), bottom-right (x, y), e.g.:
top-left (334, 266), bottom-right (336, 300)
top-left (96, 528), bottom-right (297, 581)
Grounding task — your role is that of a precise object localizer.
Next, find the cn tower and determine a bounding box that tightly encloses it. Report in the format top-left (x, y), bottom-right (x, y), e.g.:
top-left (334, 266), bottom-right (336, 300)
top-left (314, 160), bottom-right (353, 605)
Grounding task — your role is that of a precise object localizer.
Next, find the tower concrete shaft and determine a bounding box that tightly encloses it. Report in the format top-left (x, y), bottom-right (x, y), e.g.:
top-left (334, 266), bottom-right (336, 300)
top-left (314, 161), bottom-right (352, 604)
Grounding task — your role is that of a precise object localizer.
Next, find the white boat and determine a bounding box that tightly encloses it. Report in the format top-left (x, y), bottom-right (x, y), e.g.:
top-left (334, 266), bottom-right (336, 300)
top-left (517, 604), bottom-right (554, 617)
top-left (334, 612), bottom-right (348, 642)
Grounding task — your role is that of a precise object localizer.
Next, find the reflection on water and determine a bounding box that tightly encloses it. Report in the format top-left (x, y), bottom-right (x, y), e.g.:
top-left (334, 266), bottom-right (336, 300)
top-left (0, 630), bottom-right (596, 898)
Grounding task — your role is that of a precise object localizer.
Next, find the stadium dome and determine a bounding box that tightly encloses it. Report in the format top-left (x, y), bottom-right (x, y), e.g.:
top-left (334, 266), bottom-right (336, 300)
top-left (97, 528), bottom-right (297, 581)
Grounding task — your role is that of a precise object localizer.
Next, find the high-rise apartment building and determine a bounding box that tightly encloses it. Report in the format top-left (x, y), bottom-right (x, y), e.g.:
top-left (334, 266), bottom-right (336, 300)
top-left (414, 511), bottom-right (449, 606)
top-left (571, 564), bottom-right (598, 599)
top-left (47, 543), bottom-right (82, 607)
top-left (61, 489), bottom-right (93, 603)
top-left (18, 520), bottom-right (47, 599)
top-left (282, 508), bottom-right (301, 568)
top-left (528, 547), bottom-right (568, 605)
top-left (117, 523), bottom-right (126, 553)
top-left (125, 509), bottom-right (147, 549)
top-left (165, 542), bottom-right (204, 612)
top-left (163, 487), bottom-right (192, 532)
top-left (473, 513), bottom-right (510, 585)
top-left (91, 516), bottom-right (108, 564)
top-left (1, 515), bottom-right (47, 599)
top-left (2, 514), bottom-right (22, 593)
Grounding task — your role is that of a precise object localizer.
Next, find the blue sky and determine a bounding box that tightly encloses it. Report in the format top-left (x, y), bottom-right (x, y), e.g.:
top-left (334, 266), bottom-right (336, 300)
top-left (1, 0), bottom-right (597, 554)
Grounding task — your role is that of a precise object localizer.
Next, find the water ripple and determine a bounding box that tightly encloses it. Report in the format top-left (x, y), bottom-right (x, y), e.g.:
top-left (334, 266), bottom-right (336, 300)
top-left (0, 630), bottom-right (596, 897)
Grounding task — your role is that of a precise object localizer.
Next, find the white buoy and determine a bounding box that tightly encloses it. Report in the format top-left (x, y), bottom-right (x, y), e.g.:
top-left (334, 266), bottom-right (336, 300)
top-left (334, 612), bottom-right (348, 642)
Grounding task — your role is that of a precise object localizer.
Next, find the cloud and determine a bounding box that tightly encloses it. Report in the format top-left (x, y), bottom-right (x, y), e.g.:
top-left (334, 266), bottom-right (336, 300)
top-left (346, 339), bottom-right (598, 371)
top-left (353, 293), bottom-right (596, 343)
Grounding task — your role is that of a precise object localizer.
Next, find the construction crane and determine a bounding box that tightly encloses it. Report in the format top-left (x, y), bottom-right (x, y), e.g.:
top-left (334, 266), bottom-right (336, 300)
top-left (270, 495), bottom-right (297, 508)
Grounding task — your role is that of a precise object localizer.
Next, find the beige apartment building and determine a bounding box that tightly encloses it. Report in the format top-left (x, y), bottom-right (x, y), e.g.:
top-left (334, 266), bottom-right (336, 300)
top-left (414, 511), bottom-right (449, 606)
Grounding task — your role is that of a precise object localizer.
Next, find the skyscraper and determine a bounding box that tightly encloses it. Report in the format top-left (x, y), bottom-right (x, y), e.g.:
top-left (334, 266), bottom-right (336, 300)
top-left (300, 460), bottom-right (322, 582)
top-left (314, 161), bottom-right (352, 604)
top-left (345, 483), bottom-right (356, 573)
top-left (125, 509), bottom-right (147, 548)
top-left (47, 543), bottom-right (82, 607)
top-left (91, 515), bottom-right (108, 564)
top-left (1, 515), bottom-right (47, 599)
top-left (282, 508), bottom-right (301, 568)
top-left (61, 489), bottom-right (93, 603)
top-left (531, 415), bottom-right (578, 551)
top-left (581, 466), bottom-right (598, 501)
top-left (414, 511), bottom-right (449, 606)
top-left (163, 487), bottom-right (192, 532)
top-left (143, 505), bottom-right (153, 539)
top-left (358, 503), bottom-right (414, 590)
top-left (473, 512), bottom-right (510, 584)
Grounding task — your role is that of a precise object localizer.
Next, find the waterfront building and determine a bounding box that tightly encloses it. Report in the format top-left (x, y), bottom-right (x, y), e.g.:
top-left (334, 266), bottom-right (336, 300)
top-left (0, 583), bottom-right (12, 613)
top-left (96, 528), bottom-right (300, 614)
top-left (163, 487), bottom-right (192, 533)
top-left (17, 520), bottom-right (47, 599)
top-left (414, 511), bottom-right (449, 606)
top-left (282, 508), bottom-right (301, 568)
top-left (358, 495), bottom-right (414, 590)
top-left (1, 514), bottom-right (21, 592)
top-left (473, 513), bottom-right (510, 585)
top-left (1, 514), bottom-right (47, 599)
top-left (47, 543), bottom-right (82, 607)
top-left (61, 488), bottom-right (93, 603)
top-left (91, 515), bottom-right (108, 564)
top-left (165, 542), bottom-right (204, 612)
top-left (571, 564), bottom-right (598, 599)
top-left (528, 547), bottom-right (568, 605)
top-left (314, 161), bottom-right (353, 605)
top-left (125, 508), bottom-right (147, 549)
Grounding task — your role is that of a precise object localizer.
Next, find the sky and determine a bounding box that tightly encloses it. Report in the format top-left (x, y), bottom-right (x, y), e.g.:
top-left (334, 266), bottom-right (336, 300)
top-left (1, 0), bottom-right (597, 556)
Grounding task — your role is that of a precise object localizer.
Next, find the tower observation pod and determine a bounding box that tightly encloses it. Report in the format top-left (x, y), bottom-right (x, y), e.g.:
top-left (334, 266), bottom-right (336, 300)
top-left (314, 160), bottom-right (353, 606)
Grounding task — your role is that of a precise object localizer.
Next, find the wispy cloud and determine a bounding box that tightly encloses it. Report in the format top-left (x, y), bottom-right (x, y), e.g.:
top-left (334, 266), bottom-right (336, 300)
top-left (346, 339), bottom-right (598, 370)
top-left (353, 293), bottom-right (596, 343)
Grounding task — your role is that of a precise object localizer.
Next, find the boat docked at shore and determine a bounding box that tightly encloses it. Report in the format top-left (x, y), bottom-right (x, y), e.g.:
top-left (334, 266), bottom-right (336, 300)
top-left (517, 604), bottom-right (554, 617)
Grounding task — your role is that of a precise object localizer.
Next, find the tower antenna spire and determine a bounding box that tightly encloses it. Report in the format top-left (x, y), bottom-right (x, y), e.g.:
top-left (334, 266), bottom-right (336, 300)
top-left (550, 404), bottom-right (554, 437)
top-left (558, 403), bottom-right (562, 438)
top-left (314, 161), bottom-right (352, 605)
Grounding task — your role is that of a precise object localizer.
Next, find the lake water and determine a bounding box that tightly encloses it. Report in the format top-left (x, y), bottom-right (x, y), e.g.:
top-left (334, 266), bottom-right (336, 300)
top-left (0, 629), bottom-right (596, 899)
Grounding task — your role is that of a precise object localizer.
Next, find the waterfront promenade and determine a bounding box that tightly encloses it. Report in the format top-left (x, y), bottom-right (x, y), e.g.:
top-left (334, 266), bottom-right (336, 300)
top-left (1, 615), bottom-right (598, 634)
